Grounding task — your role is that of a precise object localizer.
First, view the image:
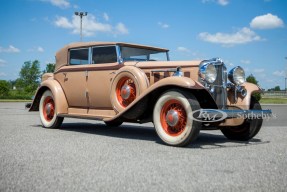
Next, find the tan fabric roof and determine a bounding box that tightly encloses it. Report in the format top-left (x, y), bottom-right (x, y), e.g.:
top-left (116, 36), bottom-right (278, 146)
top-left (55, 42), bottom-right (169, 70)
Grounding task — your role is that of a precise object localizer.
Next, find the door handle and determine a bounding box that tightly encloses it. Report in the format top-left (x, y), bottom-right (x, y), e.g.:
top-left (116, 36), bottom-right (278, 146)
top-left (63, 73), bottom-right (68, 82)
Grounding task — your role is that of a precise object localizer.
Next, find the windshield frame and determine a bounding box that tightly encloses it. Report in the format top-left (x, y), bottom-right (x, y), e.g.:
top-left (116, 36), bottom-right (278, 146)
top-left (117, 45), bottom-right (170, 63)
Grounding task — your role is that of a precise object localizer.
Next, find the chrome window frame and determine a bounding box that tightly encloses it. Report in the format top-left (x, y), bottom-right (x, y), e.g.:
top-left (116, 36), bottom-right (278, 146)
top-left (117, 45), bottom-right (170, 62)
top-left (91, 45), bottom-right (118, 64)
top-left (69, 47), bottom-right (91, 66)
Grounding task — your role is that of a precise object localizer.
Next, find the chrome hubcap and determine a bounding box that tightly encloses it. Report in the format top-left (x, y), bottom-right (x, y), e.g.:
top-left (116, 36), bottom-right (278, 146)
top-left (121, 84), bottom-right (131, 100)
top-left (165, 110), bottom-right (179, 127)
top-left (45, 103), bottom-right (53, 116)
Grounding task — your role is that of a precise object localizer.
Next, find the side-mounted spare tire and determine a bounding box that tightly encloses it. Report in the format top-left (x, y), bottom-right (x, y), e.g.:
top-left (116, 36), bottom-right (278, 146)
top-left (110, 66), bottom-right (149, 118)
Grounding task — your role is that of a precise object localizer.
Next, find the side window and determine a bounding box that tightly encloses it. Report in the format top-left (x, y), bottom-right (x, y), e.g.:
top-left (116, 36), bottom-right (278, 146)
top-left (92, 46), bottom-right (117, 64)
top-left (70, 48), bottom-right (89, 65)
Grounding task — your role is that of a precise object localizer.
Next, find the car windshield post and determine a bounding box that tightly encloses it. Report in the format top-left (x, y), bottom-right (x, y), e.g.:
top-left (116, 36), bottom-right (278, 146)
top-left (166, 51), bottom-right (170, 61)
top-left (116, 45), bottom-right (123, 64)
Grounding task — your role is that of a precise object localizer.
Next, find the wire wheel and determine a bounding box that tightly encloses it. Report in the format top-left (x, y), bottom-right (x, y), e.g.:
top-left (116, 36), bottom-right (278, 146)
top-left (43, 96), bottom-right (55, 122)
top-left (153, 89), bottom-right (201, 147)
top-left (39, 90), bottom-right (63, 128)
top-left (160, 99), bottom-right (187, 136)
top-left (116, 77), bottom-right (136, 107)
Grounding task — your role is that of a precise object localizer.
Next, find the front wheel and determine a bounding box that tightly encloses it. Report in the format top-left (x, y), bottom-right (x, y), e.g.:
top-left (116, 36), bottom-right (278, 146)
top-left (221, 97), bottom-right (263, 141)
top-left (153, 89), bottom-right (201, 147)
top-left (39, 90), bottom-right (64, 128)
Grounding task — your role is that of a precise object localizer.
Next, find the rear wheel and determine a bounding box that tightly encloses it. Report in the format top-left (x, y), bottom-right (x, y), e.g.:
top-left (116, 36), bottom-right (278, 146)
top-left (39, 90), bottom-right (63, 128)
top-left (221, 97), bottom-right (263, 141)
top-left (153, 89), bottom-right (201, 147)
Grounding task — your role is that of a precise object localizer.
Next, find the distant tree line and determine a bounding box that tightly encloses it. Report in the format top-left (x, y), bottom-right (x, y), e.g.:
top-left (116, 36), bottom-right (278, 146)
top-left (0, 60), bottom-right (55, 99)
top-left (246, 74), bottom-right (261, 101)
top-left (267, 86), bottom-right (281, 91)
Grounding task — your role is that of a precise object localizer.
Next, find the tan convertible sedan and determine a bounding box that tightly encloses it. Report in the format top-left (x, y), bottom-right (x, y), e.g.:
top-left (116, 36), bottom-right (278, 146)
top-left (29, 42), bottom-right (272, 147)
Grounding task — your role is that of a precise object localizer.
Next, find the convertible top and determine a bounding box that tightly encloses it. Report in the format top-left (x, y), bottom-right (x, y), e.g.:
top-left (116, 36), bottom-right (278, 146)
top-left (55, 42), bottom-right (169, 70)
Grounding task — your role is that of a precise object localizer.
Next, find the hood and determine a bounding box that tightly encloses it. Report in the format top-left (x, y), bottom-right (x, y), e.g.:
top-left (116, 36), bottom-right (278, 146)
top-left (123, 60), bottom-right (202, 69)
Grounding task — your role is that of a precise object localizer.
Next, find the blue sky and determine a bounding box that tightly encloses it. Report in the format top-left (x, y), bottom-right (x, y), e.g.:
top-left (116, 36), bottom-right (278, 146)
top-left (0, 0), bottom-right (286, 89)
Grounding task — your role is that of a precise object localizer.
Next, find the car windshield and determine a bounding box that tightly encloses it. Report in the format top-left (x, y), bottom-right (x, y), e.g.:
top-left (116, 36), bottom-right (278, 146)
top-left (120, 46), bottom-right (169, 61)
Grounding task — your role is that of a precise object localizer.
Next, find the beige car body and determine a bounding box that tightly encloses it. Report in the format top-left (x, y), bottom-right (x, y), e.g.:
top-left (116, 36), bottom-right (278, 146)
top-left (30, 42), bottom-right (261, 126)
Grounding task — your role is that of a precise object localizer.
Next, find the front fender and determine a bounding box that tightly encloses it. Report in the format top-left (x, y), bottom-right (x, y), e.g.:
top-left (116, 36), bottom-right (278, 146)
top-left (227, 82), bottom-right (260, 110)
top-left (104, 76), bottom-right (207, 122)
top-left (29, 79), bottom-right (68, 114)
top-left (149, 76), bottom-right (205, 90)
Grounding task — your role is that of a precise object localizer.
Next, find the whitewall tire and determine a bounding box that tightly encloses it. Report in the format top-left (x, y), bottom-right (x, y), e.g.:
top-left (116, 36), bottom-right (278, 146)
top-left (153, 89), bottom-right (201, 147)
top-left (39, 90), bottom-right (63, 128)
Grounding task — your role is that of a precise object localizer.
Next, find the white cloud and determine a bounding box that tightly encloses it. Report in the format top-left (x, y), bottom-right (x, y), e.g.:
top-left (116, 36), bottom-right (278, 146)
top-left (54, 14), bottom-right (128, 36)
top-left (217, 0), bottom-right (229, 6)
top-left (115, 23), bottom-right (129, 35)
top-left (27, 46), bottom-right (45, 53)
top-left (42, 0), bottom-right (70, 9)
top-left (0, 59), bottom-right (6, 66)
top-left (240, 59), bottom-right (251, 64)
top-left (158, 22), bottom-right (169, 29)
top-left (253, 68), bottom-right (265, 73)
top-left (0, 72), bottom-right (7, 77)
top-left (250, 13), bottom-right (284, 29)
top-left (177, 47), bottom-right (190, 52)
top-left (202, 0), bottom-right (229, 6)
top-left (198, 27), bottom-right (262, 46)
top-left (272, 70), bottom-right (285, 77)
top-left (103, 13), bottom-right (109, 21)
top-left (0, 45), bottom-right (20, 53)
top-left (54, 16), bottom-right (73, 28)
top-left (37, 46), bottom-right (44, 52)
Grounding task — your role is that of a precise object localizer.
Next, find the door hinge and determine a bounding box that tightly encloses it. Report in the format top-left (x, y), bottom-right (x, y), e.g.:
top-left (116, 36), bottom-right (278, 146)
top-left (85, 89), bottom-right (89, 98)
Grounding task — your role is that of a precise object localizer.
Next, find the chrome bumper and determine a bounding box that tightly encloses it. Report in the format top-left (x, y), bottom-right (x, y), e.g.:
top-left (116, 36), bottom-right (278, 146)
top-left (195, 109), bottom-right (272, 121)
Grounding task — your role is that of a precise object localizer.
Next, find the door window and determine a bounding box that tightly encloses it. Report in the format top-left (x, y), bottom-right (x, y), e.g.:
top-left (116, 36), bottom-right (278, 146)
top-left (69, 48), bottom-right (89, 65)
top-left (92, 46), bottom-right (117, 64)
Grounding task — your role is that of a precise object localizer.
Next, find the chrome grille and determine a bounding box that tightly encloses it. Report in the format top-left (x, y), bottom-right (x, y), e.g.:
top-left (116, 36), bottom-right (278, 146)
top-left (198, 58), bottom-right (227, 109)
top-left (210, 63), bottom-right (227, 109)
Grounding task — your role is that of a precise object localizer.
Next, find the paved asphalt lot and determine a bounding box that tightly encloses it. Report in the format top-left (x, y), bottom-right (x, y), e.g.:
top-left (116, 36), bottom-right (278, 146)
top-left (0, 102), bottom-right (286, 192)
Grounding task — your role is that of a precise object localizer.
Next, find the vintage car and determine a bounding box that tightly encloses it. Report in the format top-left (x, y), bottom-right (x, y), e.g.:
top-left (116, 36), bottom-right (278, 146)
top-left (29, 42), bottom-right (271, 147)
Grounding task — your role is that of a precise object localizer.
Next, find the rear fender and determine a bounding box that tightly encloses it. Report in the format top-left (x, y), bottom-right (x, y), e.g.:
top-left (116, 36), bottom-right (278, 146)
top-left (29, 79), bottom-right (68, 114)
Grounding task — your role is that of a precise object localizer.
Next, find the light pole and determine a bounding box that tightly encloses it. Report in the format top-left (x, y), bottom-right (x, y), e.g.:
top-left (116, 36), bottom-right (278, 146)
top-left (285, 57), bottom-right (287, 94)
top-left (74, 12), bottom-right (88, 42)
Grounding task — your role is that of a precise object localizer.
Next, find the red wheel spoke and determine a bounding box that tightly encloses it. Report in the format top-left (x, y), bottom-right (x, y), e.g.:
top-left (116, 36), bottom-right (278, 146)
top-left (43, 96), bottom-right (55, 122)
top-left (116, 77), bottom-right (136, 107)
top-left (160, 99), bottom-right (187, 136)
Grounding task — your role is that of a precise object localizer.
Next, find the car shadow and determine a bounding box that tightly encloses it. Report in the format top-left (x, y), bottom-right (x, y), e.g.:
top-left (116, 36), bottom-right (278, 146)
top-left (186, 133), bottom-right (269, 149)
top-left (33, 122), bottom-right (270, 149)
top-left (60, 122), bottom-right (159, 142)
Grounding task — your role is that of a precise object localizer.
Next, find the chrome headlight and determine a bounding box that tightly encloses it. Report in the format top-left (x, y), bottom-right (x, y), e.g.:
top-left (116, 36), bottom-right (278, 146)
top-left (228, 66), bottom-right (245, 85)
top-left (199, 63), bottom-right (217, 84)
